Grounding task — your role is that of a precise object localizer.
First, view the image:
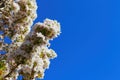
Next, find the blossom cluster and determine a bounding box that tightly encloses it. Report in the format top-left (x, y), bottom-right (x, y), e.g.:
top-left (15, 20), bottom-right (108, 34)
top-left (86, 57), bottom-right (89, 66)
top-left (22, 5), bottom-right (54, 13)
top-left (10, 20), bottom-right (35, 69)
top-left (0, 0), bottom-right (61, 80)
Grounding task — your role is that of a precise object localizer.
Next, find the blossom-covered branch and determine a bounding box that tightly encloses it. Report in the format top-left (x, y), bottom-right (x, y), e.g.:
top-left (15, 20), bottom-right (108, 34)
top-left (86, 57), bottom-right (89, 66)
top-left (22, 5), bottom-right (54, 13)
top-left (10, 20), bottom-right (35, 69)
top-left (0, 0), bottom-right (61, 80)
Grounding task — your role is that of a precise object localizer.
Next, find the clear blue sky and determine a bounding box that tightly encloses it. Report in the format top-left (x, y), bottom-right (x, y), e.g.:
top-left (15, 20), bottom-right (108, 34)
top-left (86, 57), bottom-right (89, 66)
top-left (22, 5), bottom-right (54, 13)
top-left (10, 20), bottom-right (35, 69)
top-left (35, 0), bottom-right (120, 80)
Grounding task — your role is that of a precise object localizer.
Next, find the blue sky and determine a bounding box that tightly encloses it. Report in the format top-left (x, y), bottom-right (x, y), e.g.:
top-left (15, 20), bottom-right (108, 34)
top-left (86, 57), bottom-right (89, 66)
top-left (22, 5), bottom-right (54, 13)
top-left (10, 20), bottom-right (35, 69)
top-left (35, 0), bottom-right (120, 80)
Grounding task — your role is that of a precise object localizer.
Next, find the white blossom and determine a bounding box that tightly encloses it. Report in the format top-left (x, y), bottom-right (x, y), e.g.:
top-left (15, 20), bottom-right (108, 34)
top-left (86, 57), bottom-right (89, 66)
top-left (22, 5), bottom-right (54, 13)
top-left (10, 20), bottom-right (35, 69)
top-left (0, 0), bottom-right (61, 79)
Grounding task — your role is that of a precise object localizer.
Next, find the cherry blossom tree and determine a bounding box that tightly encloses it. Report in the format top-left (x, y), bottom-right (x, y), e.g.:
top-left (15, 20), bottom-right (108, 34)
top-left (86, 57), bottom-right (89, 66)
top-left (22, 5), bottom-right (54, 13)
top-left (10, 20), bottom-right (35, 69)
top-left (0, 0), bottom-right (61, 80)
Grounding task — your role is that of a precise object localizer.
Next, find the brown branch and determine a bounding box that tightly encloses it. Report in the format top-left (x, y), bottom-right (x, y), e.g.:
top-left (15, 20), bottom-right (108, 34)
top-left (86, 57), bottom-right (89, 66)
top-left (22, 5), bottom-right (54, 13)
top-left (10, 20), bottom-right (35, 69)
top-left (4, 63), bottom-right (20, 79)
